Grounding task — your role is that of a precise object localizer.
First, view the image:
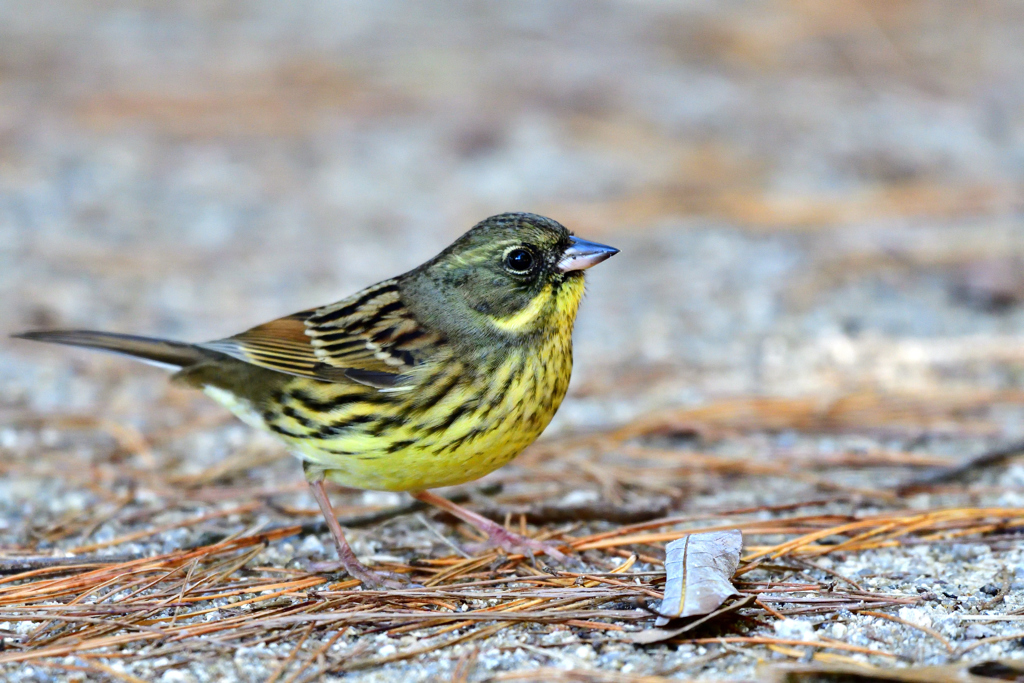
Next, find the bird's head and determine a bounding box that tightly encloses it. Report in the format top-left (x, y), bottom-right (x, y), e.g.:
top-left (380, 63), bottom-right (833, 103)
top-left (405, 213), bottom-right (618, 340)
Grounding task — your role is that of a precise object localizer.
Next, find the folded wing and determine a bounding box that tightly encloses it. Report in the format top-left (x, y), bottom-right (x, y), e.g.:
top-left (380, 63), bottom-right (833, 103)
top-left (199, 279), bottom-right (442, 387)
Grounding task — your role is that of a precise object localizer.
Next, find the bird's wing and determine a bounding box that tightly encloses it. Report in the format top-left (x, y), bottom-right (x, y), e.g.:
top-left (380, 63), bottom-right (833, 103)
top-left (304, 279), bottom-right (443, 373)
top-left (198, 279), bottom-right (441, 386)
top-left (198, 310), bottom-right (326, 379)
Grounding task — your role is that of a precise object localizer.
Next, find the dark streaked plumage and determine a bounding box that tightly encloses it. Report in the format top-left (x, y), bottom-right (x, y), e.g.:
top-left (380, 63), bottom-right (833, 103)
top-left (15, 212), bottom-right (618, 587)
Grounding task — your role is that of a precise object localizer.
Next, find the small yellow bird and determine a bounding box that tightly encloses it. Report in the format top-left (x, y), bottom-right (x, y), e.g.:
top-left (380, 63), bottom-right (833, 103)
top-left (16, 212), bottom-right (617, 586)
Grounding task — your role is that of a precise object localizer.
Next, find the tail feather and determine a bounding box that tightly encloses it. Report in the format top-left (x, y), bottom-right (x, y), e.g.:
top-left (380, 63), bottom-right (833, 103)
top-left (13, 330), bottom-right (207, 369)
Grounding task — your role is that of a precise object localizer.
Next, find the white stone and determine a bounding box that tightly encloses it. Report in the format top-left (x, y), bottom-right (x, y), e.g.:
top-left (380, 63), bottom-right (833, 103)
top-left (561, 490), bottom-right (600, 505)
top-left (773, 619), bottom-right (817, 641)
top-left (897, 607), bottom-right (932, 629)
top-left (297, 534), bottom-right (325, 556)
top-left (574, 645), bottom-right (595, 660)
top-left (0, 429), bottom-right (18, 449)
top-left (965, 624), bottom-right (996, 639)
top-left (361, 491), bottom-right (403, 507)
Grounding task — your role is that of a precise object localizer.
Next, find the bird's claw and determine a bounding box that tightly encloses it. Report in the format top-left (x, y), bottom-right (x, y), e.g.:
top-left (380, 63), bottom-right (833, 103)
top-left (306, 560), bottom-right (413, 589)
top-left (467, 526), bottom-right (571, 565)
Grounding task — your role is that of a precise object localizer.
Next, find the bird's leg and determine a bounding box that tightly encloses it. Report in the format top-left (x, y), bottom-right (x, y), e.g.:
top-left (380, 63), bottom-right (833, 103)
top-left (307, 479), bottom-right (404, 588)
top-left (411, 490), bottom-right (568, 563)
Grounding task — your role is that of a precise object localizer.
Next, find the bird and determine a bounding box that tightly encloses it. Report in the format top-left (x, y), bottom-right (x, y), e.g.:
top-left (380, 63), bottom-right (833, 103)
top-left (14, 212), bottom-right (618, 587)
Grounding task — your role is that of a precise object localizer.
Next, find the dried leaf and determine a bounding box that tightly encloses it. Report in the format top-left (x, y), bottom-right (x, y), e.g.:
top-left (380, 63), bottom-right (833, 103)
top-left (655, 529), bottom-right (742, 626)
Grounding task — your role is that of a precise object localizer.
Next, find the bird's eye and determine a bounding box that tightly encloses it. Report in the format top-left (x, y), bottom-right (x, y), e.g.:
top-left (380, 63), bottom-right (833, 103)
top-left (503, 247), bottom-right (535, 275)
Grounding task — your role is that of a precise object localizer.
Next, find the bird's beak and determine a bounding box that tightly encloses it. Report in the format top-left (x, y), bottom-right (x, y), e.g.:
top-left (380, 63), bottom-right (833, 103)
top-left (557, 236), bottom-right (619, 272)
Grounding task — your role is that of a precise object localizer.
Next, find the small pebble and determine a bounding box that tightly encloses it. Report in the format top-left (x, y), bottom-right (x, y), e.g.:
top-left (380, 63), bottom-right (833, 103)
top-left (965, 624), bottom-right (996, 639)
top-left (897, 607), bottom-right (933, 629)
top-left (774, 619), bottom-right (817, 641)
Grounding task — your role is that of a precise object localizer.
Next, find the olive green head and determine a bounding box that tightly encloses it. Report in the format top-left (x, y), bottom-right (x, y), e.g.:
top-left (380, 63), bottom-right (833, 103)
top-left (401, 212), bottom-right (618, 341)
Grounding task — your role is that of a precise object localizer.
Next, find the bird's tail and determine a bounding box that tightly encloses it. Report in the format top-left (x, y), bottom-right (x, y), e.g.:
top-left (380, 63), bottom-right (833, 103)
top-left (13, 330), bottom-right (207, 370)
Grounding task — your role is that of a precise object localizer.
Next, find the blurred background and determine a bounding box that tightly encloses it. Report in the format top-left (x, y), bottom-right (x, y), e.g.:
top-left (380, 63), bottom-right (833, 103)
top-left (3, 0), bottom-right (1024, 443)
top-left (5, 5), bottom-right (1024, 676)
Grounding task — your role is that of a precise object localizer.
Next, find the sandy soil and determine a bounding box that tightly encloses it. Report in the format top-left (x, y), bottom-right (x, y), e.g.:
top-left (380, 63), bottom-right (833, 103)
top-left (2, 2), bottom-right (1024, 681)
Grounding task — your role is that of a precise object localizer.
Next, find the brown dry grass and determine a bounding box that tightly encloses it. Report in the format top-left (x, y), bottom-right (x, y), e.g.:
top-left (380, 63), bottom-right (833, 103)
top-left (2, 389), bottom-right (1023, 679)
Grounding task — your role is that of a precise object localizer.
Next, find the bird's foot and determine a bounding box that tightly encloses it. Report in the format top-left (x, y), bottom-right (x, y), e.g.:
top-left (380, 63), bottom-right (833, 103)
top-left (307, 558), bottom-right (411, 589)
top-left (409, 489), bottom-right (573, 566)
top-left (467, 526), bottom-right (569, 565)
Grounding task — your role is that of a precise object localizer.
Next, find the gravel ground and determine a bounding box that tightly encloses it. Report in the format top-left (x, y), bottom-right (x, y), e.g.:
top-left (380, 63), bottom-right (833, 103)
top-left (2, 2), bottom-right (1024, 681)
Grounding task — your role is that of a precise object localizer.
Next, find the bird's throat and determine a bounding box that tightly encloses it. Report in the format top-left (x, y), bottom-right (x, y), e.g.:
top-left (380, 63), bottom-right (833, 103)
top-left (485, 276), bottom-right (585, 338)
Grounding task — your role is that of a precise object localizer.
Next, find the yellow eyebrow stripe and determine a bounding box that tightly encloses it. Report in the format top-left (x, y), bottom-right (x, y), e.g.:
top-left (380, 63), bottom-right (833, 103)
top-left (487, 285), bottom-right (551, 333)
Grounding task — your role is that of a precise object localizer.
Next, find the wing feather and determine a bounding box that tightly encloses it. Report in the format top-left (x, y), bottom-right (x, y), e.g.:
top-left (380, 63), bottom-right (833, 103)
top-left (198, 310), bottom-right (326, 378)
top-left (305, 279), bottom-right (443, 373)
top-left (196, 279), bottom-right (442, 384)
